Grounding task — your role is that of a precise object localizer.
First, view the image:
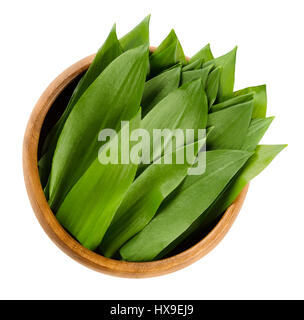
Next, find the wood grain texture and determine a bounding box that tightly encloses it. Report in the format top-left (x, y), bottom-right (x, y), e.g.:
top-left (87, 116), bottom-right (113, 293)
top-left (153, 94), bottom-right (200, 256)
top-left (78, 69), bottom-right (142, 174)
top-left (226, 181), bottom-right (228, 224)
top-left (23, 49), bottom-right (249, 278)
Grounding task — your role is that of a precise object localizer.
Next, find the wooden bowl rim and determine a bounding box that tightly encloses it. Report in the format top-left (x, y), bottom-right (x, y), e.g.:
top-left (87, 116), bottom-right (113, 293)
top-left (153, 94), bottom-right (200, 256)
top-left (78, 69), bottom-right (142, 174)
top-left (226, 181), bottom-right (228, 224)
top-left (23, 48), bottom-right (249, 278)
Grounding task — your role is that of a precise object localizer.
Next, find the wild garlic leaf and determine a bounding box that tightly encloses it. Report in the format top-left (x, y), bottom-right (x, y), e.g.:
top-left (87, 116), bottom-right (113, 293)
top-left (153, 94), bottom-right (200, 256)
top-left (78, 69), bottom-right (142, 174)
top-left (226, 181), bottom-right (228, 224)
top-left (189, 43), bottom-right (214, 63)
top-left (242, 117), bottom-right (274, 151)
top-left (182, 58), bottom-right (204, 71)
top-left (218, 144), bottom-right (287, 213)
top-left (100, 139), bottom-right (205, 258)
top-left (181, 64), bottom-right (214, 88)
top-left (119, 15), bottom-right (150, 51)
top-left (204, 47), bottom-right (237, 101)
top-left (207, 100), bottom-right (253, 149)
top-left (233, 144), bottom-right (287, 190)
top-left (38, 158), bottom-right (51, 194)
top-left (38, 25), bottom-right (123, 188)
top-left (49, 45), bottom-right (149, 211)
top-left (141, 79), bottom-right (208, 164)
top-left (159, 144), bottom-right (286, 258)
top-left (210, 92), bottom-right (254, 113)
top-left (234, 85), bottom-right (267, 119)
top-left (149, 29), bottom-right (186, 76)
top-left (120, 149), bottom-right (252, 261)
top-left (56, 111), bottom-right (141, 250)
top-left (196, 144), bottom-right (287, 232)
top-left (206, 67), bottom-right (221, 107)
top-left (141, 66), bottom-right (181, 117)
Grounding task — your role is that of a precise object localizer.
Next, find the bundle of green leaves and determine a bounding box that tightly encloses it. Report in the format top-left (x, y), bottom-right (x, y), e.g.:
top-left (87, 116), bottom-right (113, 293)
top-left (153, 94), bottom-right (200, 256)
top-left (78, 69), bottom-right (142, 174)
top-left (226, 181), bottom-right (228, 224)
top-left (38, 16), bottom-right (286, 262)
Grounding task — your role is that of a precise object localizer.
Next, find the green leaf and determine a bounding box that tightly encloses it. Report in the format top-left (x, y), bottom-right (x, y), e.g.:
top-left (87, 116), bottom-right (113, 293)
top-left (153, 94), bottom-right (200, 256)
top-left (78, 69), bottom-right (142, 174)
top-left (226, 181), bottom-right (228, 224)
top-left (204, 47), bottom-right (237, 101)
top-left (210, 92), bottom-right (254, 113)
top-left (181, 64), bottom-right (214, 88)
top-left (242, 117), bottom-right (274, 151)
top-left (158, 144), bottom-right (287, 258)
top-left (119, 15), bottom-right (150, 51)
top-left (38, 156), bottom-right (51, 192)
top-left (38, 25), bottom-right (123, 188)
top-left (120, 149), bottom-right (252, 261)
top-left (149, 29), bottom-right (186, 76)
top-left (100, 138), bottom-right (205, 258)
top-left (234, 85), bottom-right (267, 119)
top-left (220, 144), bottom-right (287, 211)
top-left (206, 67), bottom-right (221, 107)
top-left (56, 111), bottom-right (141, 250)
top-left (182, 58), bottom-right (203, 71)
top-left (189, 44), bottom-right (214, 63)
top-left (141, 79), bottom-right (208, 164)
top-left (207, 100), bottom-right (253, 149)
top-left (49, 45), bottom-right (149, 211)
top-left (198, 144), bottom-right (287, 231)
top-left (141, 66), bottom-right (181, 117)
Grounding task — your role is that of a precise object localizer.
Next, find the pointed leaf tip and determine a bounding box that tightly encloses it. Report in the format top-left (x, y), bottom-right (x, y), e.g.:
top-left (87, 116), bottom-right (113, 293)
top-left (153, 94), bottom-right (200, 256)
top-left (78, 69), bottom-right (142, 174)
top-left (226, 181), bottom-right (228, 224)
top-left (119, 16), bottom-right (150, 51)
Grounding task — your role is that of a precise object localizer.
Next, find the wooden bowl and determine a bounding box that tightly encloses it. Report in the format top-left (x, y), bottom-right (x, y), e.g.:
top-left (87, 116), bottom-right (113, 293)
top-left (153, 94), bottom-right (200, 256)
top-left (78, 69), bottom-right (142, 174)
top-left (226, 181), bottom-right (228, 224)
top-left (23, 49), bottom-right (249, 278)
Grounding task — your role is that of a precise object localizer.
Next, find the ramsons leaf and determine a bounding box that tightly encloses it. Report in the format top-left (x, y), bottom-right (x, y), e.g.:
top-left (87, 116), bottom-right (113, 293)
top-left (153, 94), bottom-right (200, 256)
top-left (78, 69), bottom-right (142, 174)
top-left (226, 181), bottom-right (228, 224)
top-left (204, 47), bottom-right (237, 101)
top-left (100, 138), bottom-right (205, 258)
top-left (193, 144), bottom-right (287, 234)
top-left (141, 66), bottom-right (181, 117)
top-left (210, 92), bottom-right (254, 113)
top-left (120, 149), bottom-right (252, 261)
top-left (234, 85), bottom-right (267, 119)
top-left (206, 67), bottom-right (221, 107)
top-left (141, 79), bottom-right (208, 164)
top-left (49, 45), bottom-right (149, 211)
top-left (181, 64), bottom-right (214, 88)
top-left (242, 117), bottom-right (274, 151)
top-left (149, 29), bottom-right (186, 76)
top-left (182, 58), bottom-right (203, 71)
top-left (159, 144), bottom-right (287, 258)
top-left (119, 15), bottom-right (150, 51)
top-left (207, 100), bottom-right (253, 149)
top-left (56, 111), bottom-right (141, 250)
top-left (38, 25), bottom-right (123, 188)
top-left (217, 144), bottom-right (287, 213)
top-left (189, 44), bottom-right (214, 63)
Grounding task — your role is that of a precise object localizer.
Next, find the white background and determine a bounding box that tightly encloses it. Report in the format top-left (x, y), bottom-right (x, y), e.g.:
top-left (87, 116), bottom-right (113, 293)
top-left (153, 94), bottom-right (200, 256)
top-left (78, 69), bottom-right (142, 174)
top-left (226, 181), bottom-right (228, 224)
top-left (0, 0), bottom-right (302, 300)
